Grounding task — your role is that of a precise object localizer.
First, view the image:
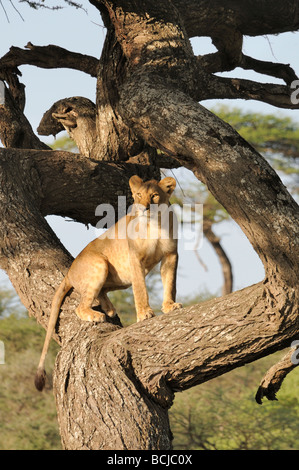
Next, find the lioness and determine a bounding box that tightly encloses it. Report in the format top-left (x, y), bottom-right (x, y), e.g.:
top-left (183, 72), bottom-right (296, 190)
top-left (35, 175), bottom-right (182, 390)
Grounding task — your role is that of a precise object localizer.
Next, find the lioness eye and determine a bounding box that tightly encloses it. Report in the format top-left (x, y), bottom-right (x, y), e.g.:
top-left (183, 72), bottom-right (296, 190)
top-left (136, 192), bottom-right (141, 198)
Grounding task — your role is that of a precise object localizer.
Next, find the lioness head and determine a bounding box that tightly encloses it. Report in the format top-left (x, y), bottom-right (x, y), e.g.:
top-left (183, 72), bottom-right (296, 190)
top-left (129, 176), bottom-right (176, 215)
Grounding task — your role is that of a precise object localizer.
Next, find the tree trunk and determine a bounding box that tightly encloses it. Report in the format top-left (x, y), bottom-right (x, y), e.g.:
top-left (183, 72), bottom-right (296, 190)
top-left (0, 0), bottom-right (299, 450)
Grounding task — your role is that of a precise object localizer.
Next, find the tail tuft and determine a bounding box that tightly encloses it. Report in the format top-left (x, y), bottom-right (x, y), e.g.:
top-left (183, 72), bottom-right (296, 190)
top-left (35, 367), bottom-right (46, 392)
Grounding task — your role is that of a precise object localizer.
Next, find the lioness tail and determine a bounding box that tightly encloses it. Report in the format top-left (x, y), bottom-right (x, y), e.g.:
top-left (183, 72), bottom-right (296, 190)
top-left (35, 276), bottom-right (71, 391)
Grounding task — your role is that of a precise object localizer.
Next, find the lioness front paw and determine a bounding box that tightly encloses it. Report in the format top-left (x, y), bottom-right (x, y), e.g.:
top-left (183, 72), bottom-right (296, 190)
top-left (161, 301), bottom-right (183, 314)
top-left (137, 308), bottom-right (155, 322)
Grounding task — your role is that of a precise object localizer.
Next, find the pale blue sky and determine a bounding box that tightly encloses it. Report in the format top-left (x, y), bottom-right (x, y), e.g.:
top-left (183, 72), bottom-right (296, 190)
top-left (0, 2), bottom-right (298, 302)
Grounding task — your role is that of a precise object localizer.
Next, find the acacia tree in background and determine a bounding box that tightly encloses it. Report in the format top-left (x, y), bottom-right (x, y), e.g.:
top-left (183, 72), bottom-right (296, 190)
top-left (0, 0), bottom-right (299, 450)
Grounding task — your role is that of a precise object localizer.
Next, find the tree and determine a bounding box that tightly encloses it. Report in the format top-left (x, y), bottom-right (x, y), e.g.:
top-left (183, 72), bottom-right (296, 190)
top-left (0, 0), bottom-right (299, 450)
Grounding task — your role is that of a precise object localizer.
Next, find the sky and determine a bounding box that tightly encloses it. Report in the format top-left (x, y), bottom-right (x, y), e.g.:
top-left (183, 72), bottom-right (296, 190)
top-left (0, 2), bottom-right (298, 304)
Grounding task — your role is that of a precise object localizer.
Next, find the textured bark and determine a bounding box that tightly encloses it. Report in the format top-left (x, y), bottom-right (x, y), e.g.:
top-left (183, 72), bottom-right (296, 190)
top-left (0, 0), bottom-right (299, 450)
top-left (54, 322), bottom-right (173, 450)
top-left (173, 0), bottom-right (299, 38)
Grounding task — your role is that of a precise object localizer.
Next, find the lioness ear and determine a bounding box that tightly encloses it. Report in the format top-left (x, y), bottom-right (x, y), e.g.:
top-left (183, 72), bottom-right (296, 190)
top-left (159, 177), bottom-right (176, 195)
top-left (129, 175), bottom-right (143, 194)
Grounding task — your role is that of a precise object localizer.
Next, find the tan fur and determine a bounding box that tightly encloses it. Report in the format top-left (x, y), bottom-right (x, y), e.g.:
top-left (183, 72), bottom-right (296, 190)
top-left (35, 176), bottom-right (182, 390)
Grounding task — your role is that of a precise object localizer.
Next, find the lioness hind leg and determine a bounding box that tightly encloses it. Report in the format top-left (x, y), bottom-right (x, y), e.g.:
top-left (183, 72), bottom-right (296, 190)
top-left (76, 304), bottom-right (107, 322)
top-left (76, 258), bottom-right (108, 322)
top-left (98, 291), bottom-right (117, 318)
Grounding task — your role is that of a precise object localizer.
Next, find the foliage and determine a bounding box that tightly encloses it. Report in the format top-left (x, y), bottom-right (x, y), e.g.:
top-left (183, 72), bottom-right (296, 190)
top-left (0, 299), bottom-right (60, 450)
top-left (49, 134), bottom-right (78, 152)
top-left (170, 353), bottom-right (299, 450)
top-left (214, 105), bottom-right (299, 158)
top-left (0, 283), bottom-right (26, 318)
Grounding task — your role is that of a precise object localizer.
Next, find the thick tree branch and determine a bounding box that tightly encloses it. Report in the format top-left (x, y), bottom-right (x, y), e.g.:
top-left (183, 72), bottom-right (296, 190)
top-left (0, 42), bottom-right (99, 77)
top-left (0, 148), bottom-right (159, 226)
top-left (195, 68), bottom-right (299, 109)
top-left (109, 282), bottom-right (297, 400)
top-left (197, 52), bottom-right (299, 87)
top-left (172, 0), bottom-right (299, 39)
top-left (240, 54), bottom-right (298, 86)
top-left (91, 0), bottom-right (299, 40)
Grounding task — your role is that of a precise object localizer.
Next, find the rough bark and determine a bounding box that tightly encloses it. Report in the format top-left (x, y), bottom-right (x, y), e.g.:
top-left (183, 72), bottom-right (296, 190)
top-left (0, 0), bottom-right (299, 450)
top-left (173, 0), bottom-right (299, 38)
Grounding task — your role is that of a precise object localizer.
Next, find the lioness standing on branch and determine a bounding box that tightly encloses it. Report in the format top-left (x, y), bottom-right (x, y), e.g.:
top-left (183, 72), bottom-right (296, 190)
top-left (35, 175), bottom-right (182, 390)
